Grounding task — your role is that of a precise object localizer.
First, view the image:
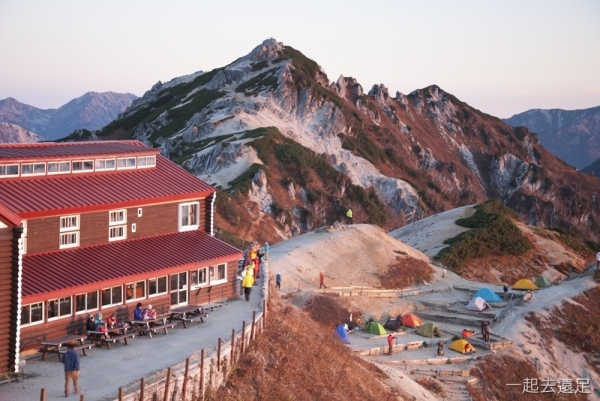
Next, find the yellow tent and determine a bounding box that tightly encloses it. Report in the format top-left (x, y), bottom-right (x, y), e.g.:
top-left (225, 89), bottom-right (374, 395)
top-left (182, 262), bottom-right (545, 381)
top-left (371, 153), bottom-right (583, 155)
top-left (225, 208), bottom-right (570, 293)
top-left (449, 339), bottom-right (476, 354)
top-left (512, 279), bottom-right (539, 291)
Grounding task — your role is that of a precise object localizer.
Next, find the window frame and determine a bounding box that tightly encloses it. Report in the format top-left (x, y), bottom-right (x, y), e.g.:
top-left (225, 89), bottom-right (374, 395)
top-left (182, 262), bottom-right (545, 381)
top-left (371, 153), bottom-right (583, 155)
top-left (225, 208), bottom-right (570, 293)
top-left (20, 162), bottom-right (46, 176)
top-left (137, 155), bottom-right (156, 168)
top-left (74, 290), bottom-right (99, 315)
top-left (190, 266), bottom-right (208, 288)
top-left (109, 209), bottom-right (127, 226)
top-left (59, 231), bottom-right (79, 249)
top-left (21, 302), bottom-right (44, 326)
top-left (209, 263), bottom-right (227, 285)
top-left (95, 158), bottom-right (116, 171)
top-left (47, 161), bottom-right (71, 175)
top-left (125, 280), bottom-right (146, 303)
top-left (109, 225), bottom-right (127, 241)
top-left (101, 285), bottom-right (123, 307)
top-left (59, 215), bottom-right (80, 232)
top-left (0, 164), bottom-right (19, 178)
top-left (178, 201), bottom-right (200, 232)
top-left (148, 276), bottom-right (168, 298)
top-left (117, 157), bottom-right (137, 170)
top-left (72, 160), bottom-right (94, 173)
top-left (47, 296), bottom-right (72, 321)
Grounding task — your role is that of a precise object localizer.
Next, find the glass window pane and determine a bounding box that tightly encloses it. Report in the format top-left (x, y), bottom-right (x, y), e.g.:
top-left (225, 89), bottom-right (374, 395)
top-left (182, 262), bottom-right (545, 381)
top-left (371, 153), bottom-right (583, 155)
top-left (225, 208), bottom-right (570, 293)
top-left (179, 291), bottom-right (187, 304)
top-left (75, 294), bottom-right (86, 312)
top-left (112, 286), bottom-right (122, 304)
top-left (95, 159), bottom-right (106, 169)
top-left (127, 157), bottom-right (136, 167)
top-left (149, 278), bottom-right (157, 295)
top-left (21, 306), bottom-right (30, 324)
top-left (48, 300), bottom-right (58, 318)
top-left (191, 204), bottom-right (198, 225)
top-left (117, 158), bottom-right (126, 168)
top-left (34, 163), bottom-right (45, 174)
top-left (171, 274), bottom-right (177, 291)
top-left (135, 281), bottom-right (145, 298)
top-left (59, 162), bottom-right (70, 172)
top-left (48, 162), bottom-right (58, 173)
top-left (170, 292), bottom-right (178, 305)
top-left (199, 269), bottom-right (206, 284)
top-left (7, 165), bottom-right (18, 175)
top-left (137, 157), bottom-right (147, 166)
top-left (31, 303), bottom-right (43, 322)
top-left (83, 161), bottom-right (93, 170)
top-left (22, 164), bottom-right (33, 175)
top-left (59, 297), bottom-right (71, 316)
top-left (147, 156), bottom-right (156, 166)
top-left (218, 264), bottom-right (226, 279)
top-left (87, 291), bottom-right (98, 310)
top-left (158, 277), bottom-right (167, 293)
top-left (105, 159), bottom-right (115, 169)
top-left (72, 161), bottom-right (83, 171)
top-left (190, 270), bottom-right (198, 286)
top-left (102, 289), bottom-right (111, 306)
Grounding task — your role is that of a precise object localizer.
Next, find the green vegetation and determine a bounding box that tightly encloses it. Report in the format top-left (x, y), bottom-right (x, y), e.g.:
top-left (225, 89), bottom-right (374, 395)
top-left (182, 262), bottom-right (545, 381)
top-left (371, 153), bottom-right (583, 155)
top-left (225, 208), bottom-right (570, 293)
top-left (435, 199), bottom-right (531, 270)
top-left (338, 132), bottom-right (387, 165)
top-left (549, 227), bottom-right (595, 255)
top-left (235, 68), bottom-right (279, 95)
top-left (227, 163), bottom-right (264, 194)
top-left (214, 227), bottom-right (248, 249)
top-left (215, 191), bottom-right (240, 226)
top-left (171, 133), bottom-right (235, 164)
top-left (251, 60), bottom-right (269, 71)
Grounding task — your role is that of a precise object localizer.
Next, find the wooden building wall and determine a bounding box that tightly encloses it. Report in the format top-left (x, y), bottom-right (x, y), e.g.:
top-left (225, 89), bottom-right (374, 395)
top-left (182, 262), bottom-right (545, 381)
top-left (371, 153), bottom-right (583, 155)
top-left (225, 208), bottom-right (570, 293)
top-left (26, 199), bottom-right (206, 255)
top-left (0, 227), bottom-right (14, 373)
top-left (20, 259), bottom-right (240, 351)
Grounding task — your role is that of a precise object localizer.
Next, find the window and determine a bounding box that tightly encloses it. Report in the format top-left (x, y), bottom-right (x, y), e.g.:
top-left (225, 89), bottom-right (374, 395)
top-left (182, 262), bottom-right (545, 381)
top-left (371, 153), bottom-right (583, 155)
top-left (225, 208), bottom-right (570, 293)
top-left (0, 164), bottom-right (19, 178)
top-left (48, 161), bottom-right (71, 174)
top-left (109, 209), bottom-right (126, 225)
top-left (21, 162), bottom-right (46, 176)
top-left (95, 158), bottom-right (116, 171)
top-left (117, 157), bottom-right (136, 170)
top-left (148, 276), bottom-right (168, 297)
top-left (178, 202), bottom-right (199, 232)
top-left (59, 215), bottom-right (80, 249)
top-left (75, 291), bottom-right (99, 314)
top-left (109, 225), bottom-right (126, 241)
top-left (101, 285), bottom-right (123, 307)
top-left (137, 208), bottom-right (143, 217)
top-left (20, 220), bottom-right (27, 255)
top-left (190, 267), bottom-right (208, 288)
top-left (72, 160), bottom-right (94, 172)
top-left (131, 223), bottom-right (136, 233)
top-left (21, 302), bottom-right (44, 326)
top-left (209, 263), bottom-right (227, 285)
top-left (47, 297), bottom-right (72, 320)
top-left (125, 280), bottom-right (146, 302)
top-left (137, 156), bottom-right (156, 168)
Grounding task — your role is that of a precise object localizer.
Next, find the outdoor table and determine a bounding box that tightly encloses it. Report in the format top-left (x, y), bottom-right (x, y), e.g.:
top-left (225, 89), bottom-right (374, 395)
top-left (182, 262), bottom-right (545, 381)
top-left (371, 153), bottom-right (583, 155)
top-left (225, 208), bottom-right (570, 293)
top-left (168, 304), bottom-right (208, 328)
top-left (131, 318), bottom-right (166, 338)
top-left (41, 334), bottom-right (87, 361)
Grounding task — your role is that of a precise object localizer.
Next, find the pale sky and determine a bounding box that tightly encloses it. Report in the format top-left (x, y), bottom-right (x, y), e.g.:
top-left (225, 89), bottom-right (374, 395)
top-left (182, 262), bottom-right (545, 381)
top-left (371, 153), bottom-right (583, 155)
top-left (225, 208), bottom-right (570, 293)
top-left (1, 0), bottom-right (599, 118)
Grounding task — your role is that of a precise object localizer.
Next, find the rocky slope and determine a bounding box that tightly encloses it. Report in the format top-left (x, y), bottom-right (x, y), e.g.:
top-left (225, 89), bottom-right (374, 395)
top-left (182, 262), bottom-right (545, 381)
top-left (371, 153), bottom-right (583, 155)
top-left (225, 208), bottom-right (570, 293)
top-left (81, 38), bottom-right (600, 243)
top-left (0, 122), bottom-right (44, 143)
top-left (0, 92), bottom-right (137, 141)
top-left (504, 106), bottom-right (600, 170)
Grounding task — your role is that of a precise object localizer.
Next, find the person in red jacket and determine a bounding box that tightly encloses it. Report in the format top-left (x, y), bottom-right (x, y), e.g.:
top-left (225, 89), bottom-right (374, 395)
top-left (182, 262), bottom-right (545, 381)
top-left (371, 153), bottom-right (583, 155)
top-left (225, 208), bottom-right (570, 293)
top-left (387, 334), bottom-right (395, 356)
top-left (319, 272), bottom-right (325, 289)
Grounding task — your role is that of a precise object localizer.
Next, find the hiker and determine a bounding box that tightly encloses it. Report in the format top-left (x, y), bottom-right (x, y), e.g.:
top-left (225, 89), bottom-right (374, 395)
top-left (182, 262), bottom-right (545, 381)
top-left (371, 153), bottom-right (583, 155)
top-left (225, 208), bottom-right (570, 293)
top-left (62, 343), bottom-right (81, 397)
top-left (276, 272), bottom-right (281, 289)
top-left (264, 242), bottom-right (270, 260)
top-left (524, 290), bottom-right (534, 302)
top-left (242, 270), bottom-right (254, 301)
top-left (319, 272), bottom-right (325, 289)
top-left (86, 314), bottom-right (97, 332)
top-left (503, 284), bottom-right (509, 300)
top-left (437, 341), bottom-right (444, 356)
top-left (482, 321), bottom-right (490, 342)
top-left (256, 249), bottom-right (265, 278)
top-left (442, 268), bottom-right (446, 278)
top-left (387, 334), bottom-right (395, 356)
top-left (346, 208), bottom-right (353, 224)
top-left (596, 251), bottom-right (600, 269)
top-left (133, 302), bottom-right (144, 321)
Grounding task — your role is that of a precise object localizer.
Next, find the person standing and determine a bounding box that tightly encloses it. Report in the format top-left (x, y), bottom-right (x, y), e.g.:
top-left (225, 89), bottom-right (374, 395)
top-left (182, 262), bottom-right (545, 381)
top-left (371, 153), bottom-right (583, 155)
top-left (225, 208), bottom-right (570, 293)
top-left (346, 208), bottom-right (353, 224)
top-left (503, 284), bottom-right (509, 300)
top-left (387, 334), bottom-right (394, 356)
top-left (264, 242), bottom-right (270, 260)
top-left (319, 272), bottom-right (325, 289)
top-left (242, 270), bottom-right (254, 301)
top-left (62, 343), bottom-right (81, 397)
top-left (276, 272), bottom-right (281, 289)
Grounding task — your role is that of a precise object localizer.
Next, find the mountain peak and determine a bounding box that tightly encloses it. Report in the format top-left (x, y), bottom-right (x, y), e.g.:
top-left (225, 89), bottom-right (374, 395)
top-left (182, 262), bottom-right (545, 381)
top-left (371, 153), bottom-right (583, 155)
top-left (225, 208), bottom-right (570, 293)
top-left (247, 38), bottom-right (284, 62)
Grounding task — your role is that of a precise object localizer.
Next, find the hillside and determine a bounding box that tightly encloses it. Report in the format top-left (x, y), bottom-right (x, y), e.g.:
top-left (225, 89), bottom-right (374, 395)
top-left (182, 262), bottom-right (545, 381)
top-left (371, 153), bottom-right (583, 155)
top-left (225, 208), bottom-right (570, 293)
top-left (504, 106), bottom-right (600, 170)
top-left (0, 122), bottom-right (43, 143)
top-left (70, 38), bottom-right (600, 244)
top-left (0, 92), bottom-right (137, 141)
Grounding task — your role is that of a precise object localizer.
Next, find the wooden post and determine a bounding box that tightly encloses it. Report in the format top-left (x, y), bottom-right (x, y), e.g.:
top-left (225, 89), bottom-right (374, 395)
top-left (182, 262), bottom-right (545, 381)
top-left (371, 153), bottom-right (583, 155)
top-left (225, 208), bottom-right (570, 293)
top-left (152, 392), bottom-right (158, 401)
top-left (118, 387), bottom-right (123, 401)
top-left (182, 357), bottom-right (190, 399)
top-left (223, 356), bottom-right (228, 381)
top-left (200, 349), bottom-right (205, 400)
top-left (163, 367), bottom-right (171, 401)
top-left (230, 329), bottom-right (235, 367)
top-left (140, 377), bottom-right (145, 401)
top-left (263, 299), bottom-right (267, 327)
top-left (217, 338), bottom-right (222, 371)
top-left (79, 395), bottom-right (85, 401)
top-left (241, 321), bottom-right (246, 354)
top-left (251, 311), bottom-right (256, 341)
top-left (40, 388), bottom-right (46, 401)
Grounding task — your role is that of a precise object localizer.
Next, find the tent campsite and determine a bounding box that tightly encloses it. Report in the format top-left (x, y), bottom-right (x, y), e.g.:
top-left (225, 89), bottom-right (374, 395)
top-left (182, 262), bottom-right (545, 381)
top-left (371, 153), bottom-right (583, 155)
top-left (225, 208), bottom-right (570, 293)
top-left (473, 288), bottom-right (503, 302)
top-left (401, 314), bottom-right (424, 328)
top-left (513, 278), bottom-right (540, 291)
top-left (416, 322), bottom-right (443, 338)
top-left (449, 339), bottom-right (475, 354)
top-left (384, 316), bottom-right (402, 331)
top-left (466, 296), bottom-right (490, 312)
top-left (335, 325), bottom-right (351, 344)
top-left (364, 321), bottom-right (387, 335)
top-left (534, 275), bottom-right (551, 289)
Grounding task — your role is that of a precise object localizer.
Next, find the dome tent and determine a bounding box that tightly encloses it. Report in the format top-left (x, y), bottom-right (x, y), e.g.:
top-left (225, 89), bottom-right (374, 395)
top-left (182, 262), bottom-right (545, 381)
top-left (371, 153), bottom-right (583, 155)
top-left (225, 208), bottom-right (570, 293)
top-left (449, 339), bottom-right (475, 354)
top-left (364, 321), bottom-right (387, 335)
top-left (335, 324), bottom-right (351, 344)
top-left (473, 288), bottom-right (503, 302)
top-left (401, 314), bottom-right (423, 328)
top-left (416, 322), bottom-right (443, 338)
top-left (513, 279), bottom-right (539, 291)
top-left (534, 275), bottom-right (551, 288)
top-left (466, 296), bottom-right (490, 312)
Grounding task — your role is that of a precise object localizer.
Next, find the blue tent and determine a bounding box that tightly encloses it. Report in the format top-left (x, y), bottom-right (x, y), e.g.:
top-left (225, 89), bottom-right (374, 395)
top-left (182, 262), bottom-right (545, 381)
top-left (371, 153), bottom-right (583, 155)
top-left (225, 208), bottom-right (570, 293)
top-left (473, 288), bottom-right (503, 302)
top-left (335, 325), bottom-right (351, 344)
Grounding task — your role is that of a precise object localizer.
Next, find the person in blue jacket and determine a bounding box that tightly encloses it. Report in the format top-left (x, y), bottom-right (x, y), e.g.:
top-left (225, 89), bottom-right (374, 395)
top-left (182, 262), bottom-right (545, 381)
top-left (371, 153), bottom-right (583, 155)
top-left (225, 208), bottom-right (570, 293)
top-left (134, 302), bottom-right (144, 321)
top-left (62, 343), bottom-right (81, 396)
top-left (276, 272), bottom-right (281, 289)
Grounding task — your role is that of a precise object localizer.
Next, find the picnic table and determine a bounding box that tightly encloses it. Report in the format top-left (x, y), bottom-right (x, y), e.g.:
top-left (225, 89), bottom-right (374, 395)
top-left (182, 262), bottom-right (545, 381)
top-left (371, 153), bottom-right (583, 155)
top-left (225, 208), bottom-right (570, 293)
top-left (131, 318), bottom-right (177, 338)
top-left (168, 304), bottom-right (208, 328)
top-left (87, 326), bottom-right (135, 349)
top-left (41, 334), bottom-right (89, 361)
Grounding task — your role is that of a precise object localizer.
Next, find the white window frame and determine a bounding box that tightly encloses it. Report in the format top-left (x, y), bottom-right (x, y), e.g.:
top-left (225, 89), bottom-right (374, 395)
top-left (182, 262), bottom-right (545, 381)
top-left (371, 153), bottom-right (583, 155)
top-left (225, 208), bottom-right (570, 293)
top-left (117, 157), bottom-right (136, 170)
top-left (47, 296), bottom-right (72, 321)
top-left (148, 276), bottom-right (168, 298)
top-left (60, 215), bottom-right (80, 232)
top-left (74, 291), bottom-right (99, 315)
top-left (109, 225), bottom-right (127, 241)
top-left (59, 214), bottom-right (80, 249)
top-left (109, 209), bottom-right (127, 226)
top-left (47, 161), bottom-right (71, 175)
top-left (95, 158), bottom-right (116, 171)
top-left (0, 164), bottom-right (19, 178)
top-left (72, 160), bottom-right (94, 173)
top-left (125, 280), bottom-right (146, 303)
top-left (101, 285), bottom-right (123, 307)
top-left (20, 162), bottom-right (46, 176)
top-left (137, 155), bottom-right (156, 168)
top-left (178, 202), bottom-right (199, 232)
top-left (59, 231), bottom-right (79, 249)
top-left (21, 302), bottom-right (44, 326)
top-left (190, 267), bottom-right (208, 288)
top-left (209, 263), bottom-right (227, 286)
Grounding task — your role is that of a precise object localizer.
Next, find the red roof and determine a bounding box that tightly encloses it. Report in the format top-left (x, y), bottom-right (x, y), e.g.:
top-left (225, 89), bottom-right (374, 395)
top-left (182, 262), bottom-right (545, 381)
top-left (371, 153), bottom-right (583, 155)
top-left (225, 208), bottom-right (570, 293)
top-left (0, 154), bottom-right (215, 218)
top-left (22, 230), bottom-right (242, 301)
top-left (0, 141), bottom-right (153, 161)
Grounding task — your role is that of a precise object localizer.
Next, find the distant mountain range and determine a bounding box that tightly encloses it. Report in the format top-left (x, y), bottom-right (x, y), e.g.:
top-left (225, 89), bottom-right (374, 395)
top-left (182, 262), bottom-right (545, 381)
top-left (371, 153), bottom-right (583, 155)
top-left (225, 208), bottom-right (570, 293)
top-left (503, 106), bottom-right (600, 170)
top-left (65, 38), bottom-right (600, 242)
top-left (0, 92), bottom-right (137, 141)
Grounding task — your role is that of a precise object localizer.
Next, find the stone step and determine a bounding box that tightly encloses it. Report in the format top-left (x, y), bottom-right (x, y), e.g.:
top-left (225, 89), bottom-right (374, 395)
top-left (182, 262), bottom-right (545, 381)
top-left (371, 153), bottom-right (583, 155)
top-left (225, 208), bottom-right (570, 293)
top-left (418, 310), bottom-right (498, 327)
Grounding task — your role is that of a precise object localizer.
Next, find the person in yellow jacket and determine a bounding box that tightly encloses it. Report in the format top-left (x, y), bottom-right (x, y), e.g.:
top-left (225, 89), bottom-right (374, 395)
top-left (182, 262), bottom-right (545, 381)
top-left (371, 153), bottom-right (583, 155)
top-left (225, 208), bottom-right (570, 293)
top-left (242, 267), bottom-right (254, 301)
top-left (346, 208), bottom-right (353, 224)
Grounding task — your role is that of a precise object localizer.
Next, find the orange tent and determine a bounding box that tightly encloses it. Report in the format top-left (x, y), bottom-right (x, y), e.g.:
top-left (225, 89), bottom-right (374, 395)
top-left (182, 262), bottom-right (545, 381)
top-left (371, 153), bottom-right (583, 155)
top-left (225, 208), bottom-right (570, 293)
top-left (401, 314), bottom-right (423, 328)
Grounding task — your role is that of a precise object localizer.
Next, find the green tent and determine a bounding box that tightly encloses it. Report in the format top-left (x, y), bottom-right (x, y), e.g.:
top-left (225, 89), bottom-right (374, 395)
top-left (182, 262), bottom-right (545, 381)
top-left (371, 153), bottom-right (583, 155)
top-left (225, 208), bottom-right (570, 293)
top-left (534, 275), bottom-right (551, 288)
top-left (364, 321), bottom-right (387, 335)
top-left (416, 322), bottom-right (443, 338)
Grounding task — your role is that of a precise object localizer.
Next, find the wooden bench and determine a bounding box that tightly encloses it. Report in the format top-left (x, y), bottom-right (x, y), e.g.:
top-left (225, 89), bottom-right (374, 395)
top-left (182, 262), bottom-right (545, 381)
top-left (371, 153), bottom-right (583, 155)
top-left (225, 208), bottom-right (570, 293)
top-left (40, 335), bottom-right (88, 361)
top-left (100, 332), bottom-right (136, 349)
top-left (169, 313), bottom-right (208, 328)
top-left (149, 322), bottom-right (178, 336)
top-left (59, 343), bottom-right (92, 356)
